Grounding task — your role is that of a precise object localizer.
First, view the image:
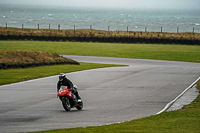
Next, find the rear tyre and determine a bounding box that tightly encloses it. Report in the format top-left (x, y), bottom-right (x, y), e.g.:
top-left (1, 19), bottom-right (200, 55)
top-left (62, 97), bottom-right (71, 111)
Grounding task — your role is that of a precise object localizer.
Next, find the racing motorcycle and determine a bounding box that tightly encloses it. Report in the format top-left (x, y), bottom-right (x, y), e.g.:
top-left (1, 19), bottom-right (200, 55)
top-left (57, 85), bottom-right (83, 111)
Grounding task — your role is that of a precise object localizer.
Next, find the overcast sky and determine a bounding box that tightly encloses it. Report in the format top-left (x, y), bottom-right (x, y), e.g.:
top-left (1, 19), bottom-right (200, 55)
top-left (1, 0), bottom-right (200, 9)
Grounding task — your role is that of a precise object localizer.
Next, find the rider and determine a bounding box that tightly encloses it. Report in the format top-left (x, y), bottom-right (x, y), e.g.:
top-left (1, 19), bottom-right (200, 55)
top-left (57, 73), bottom-right (81, 101)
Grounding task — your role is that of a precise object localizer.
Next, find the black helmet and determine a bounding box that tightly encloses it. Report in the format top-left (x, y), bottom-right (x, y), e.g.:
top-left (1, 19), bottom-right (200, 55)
top-left (59, 73), bottom-right (66, 81)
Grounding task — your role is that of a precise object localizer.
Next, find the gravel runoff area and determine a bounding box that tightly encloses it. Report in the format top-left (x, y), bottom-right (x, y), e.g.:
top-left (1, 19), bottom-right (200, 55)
top-left (167, 84), bottom-right (199, 111)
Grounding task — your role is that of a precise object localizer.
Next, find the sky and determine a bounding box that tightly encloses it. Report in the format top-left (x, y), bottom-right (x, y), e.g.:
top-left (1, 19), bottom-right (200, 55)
top-left (0, 0), bottom-right (200, 10)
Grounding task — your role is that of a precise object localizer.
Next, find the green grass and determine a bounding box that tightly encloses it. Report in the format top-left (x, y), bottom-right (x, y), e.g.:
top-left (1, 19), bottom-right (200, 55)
top-left (1, 40), bottom-right (200, 132)
top-left (0, 41), bottom-right (200, 63)
top-left (29, 81), bottom-right (200, 133)
top-left (0, 63), bottom-right (123, 86)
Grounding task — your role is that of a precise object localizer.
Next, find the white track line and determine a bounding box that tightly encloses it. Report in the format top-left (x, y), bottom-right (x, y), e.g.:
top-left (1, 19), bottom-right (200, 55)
top-left (156, 76), bottom-right (200, 114)
top-left (0, 75), bottom-right (58, 88)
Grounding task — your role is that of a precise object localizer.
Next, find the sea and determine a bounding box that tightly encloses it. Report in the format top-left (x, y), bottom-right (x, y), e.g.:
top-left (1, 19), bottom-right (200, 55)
top-left (1, 4), bottom-right (200, 33)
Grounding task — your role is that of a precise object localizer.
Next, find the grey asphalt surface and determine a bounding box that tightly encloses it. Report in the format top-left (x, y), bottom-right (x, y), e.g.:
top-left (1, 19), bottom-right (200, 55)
top-left (0, 55), bottom-right (200, 133)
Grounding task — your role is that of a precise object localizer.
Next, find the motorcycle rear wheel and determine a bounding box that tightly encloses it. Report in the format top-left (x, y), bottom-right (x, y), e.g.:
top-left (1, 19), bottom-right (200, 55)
top-left (62, 97), bottom-right (71, 111)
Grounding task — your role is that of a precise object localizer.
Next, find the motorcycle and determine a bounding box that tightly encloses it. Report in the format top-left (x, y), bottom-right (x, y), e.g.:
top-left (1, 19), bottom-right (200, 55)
top-left (57, 85), bottom-right (83, 111)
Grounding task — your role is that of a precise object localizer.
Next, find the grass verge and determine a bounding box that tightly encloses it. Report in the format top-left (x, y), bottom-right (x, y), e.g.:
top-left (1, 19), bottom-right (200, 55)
top-left (0, 63), bottom-right (124, 86)
top-left (0, 50), bottom-right (78, 65)
top-left (0, 41), bottom-right (200, 63)
top-left (1, 27), bottom-right (200, 40)
top-left (30, 80), bottom-right (200, 133)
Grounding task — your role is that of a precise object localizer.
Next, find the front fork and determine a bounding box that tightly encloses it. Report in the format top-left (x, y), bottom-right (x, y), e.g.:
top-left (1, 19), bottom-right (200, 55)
top-left (59, 94), bottom-right (77, 107)
top-left (71, 94), bottom-right (78, 104)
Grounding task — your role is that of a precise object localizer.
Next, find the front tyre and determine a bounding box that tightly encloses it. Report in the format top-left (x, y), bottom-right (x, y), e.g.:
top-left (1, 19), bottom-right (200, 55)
top-left (76, 100), bottom-right (83, 110)
top-left (62, 97), bottom-right (71, 111)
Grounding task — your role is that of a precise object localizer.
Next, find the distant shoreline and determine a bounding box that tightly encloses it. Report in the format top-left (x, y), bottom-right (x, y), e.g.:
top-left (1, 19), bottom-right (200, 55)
top-left (1, 4), bottom-right (199, 33)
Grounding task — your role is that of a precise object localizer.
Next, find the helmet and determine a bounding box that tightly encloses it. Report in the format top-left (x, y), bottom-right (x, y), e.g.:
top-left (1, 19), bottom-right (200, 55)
top-left (59, 73), bottom-right (66, 81)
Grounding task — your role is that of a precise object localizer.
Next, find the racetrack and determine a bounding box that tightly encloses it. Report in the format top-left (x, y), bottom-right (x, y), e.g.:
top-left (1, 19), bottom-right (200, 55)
top-left (0, 55), bottom-right (200, 133)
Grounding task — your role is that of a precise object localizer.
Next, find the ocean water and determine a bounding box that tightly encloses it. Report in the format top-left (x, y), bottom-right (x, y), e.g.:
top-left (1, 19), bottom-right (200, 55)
top-left (0, 4), bottom-right (200, 33)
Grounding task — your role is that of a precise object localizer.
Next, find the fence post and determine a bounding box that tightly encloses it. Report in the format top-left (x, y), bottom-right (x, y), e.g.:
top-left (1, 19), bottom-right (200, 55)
top-left (145, 27), bottom-right (147, 32)
top-left (90, 25), bottom-right (92, 36)
top-left (161, 26), bottom-right (162, 33)
top-left (58, 24), bottom-right (60, 30)
top-left (127, 26), bottom-right (128, 32)
top-left (22, 24), bottom-right (23, 29)
top-left (193, 27), bottom-right (194, 33)
top-left (38, 24), bottom-right (39, 30)
top-left (108, 26), bottom-right (110, 31)
top-left (49, 24), bottom-right (50, 30)
top-left (6, 23), bottom-right (7, 28)
top-left (74, 25), bottom-right (75, 35)
top-left (177, 27), bottom-right (179, 33)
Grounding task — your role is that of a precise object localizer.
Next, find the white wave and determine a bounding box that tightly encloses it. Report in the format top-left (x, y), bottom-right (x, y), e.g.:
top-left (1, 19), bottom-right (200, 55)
top-left (48, 14), bottom-right (52, 16)
top-left (28, 19), bottom-right (34, 21)
top-left (174, 16), bottom-right (180, 19)
top-left (9, 21), bottom-right (17, 24)
top-left (135, 26), bottom-right (138, 28)
top-left (120, 14), bottom-right (124, 15)
top-left (196, 23), bottom-right (200, 26)
top-left (10, 11), bottom-right (13, 13)
top-left (3, 16), bottom-right (6, 18)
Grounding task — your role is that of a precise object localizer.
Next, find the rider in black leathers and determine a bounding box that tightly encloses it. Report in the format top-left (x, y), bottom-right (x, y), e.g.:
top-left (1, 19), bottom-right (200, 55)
top-left (57, 73), bottom-right (81, 100)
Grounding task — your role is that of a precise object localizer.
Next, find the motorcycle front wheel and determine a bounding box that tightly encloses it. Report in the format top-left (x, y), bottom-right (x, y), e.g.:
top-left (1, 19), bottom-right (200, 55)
top-left (62, 97), bottom-right (71, 111)
top-left (76, 100), bottom-right (83, 110)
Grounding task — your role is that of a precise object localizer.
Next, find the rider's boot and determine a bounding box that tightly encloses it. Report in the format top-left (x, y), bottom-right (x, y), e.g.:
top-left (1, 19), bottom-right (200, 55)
top-left (75, 92), bottom-right (82, 102)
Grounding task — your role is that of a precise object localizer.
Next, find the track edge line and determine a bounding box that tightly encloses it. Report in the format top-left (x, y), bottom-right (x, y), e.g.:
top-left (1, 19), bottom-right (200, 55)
top-left (156, 76), bottom-right (200, 114)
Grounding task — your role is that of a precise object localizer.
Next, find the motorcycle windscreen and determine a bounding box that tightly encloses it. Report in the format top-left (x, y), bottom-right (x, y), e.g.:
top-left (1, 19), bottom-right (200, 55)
top-left (60, 85), bottom-right (68, 91)
top-left (57, 86), bottom-right (68, 97)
